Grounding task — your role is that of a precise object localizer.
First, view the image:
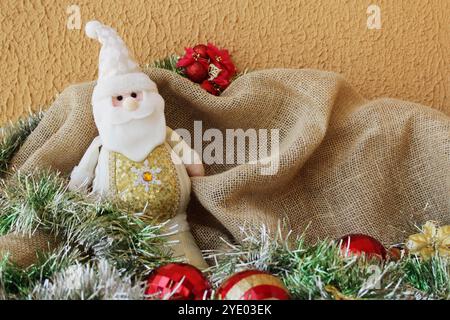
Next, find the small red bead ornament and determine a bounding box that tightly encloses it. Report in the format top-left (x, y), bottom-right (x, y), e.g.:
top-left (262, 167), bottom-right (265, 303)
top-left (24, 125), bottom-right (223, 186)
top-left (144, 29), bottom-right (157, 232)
top-left (145, 263), bottom-right (211, 300)
top-left (339, 234), bottom-right (387, 260)
top-left (216, 270), bottom-right (290, 300)
top-left (387, 247), bottom-right (403, 261)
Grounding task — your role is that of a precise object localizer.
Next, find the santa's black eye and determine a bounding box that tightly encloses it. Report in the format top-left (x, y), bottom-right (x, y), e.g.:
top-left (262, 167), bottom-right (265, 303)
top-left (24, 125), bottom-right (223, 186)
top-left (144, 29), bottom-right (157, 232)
top-left (131, 92), bottom-right (137, 98)
top-left (117, 96), bottom-right (123, 101)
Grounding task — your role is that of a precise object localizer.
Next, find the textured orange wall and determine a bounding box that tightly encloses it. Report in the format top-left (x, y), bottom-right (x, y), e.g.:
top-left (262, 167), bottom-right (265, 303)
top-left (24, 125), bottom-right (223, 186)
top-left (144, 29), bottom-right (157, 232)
top-left (1, 0), bottom-right (449, 124)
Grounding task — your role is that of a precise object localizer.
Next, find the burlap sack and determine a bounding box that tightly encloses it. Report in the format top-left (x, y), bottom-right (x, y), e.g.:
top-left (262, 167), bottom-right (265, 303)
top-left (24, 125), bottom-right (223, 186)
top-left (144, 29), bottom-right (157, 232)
top-left (1, 67), bottom-right (449, 264)
top-left (0, 230), bottom-right (59, 268)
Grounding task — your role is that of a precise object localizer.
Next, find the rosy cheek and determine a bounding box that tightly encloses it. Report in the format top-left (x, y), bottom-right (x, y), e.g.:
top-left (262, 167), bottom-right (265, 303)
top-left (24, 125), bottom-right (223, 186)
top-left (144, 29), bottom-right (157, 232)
top-left (112, 97), bottom-right (123, 107)
top-left (136, 92), bottom-right (143, 101)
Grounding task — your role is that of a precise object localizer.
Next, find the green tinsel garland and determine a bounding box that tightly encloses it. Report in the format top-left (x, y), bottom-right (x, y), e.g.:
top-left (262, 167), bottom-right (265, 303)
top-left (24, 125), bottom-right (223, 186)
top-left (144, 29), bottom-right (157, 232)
top-left (0, 171), bottom-right (174, 298)
top-left (0, 111), bottom-right (43, 177)
top-left (206, 226), bottom-right (449, 300)
top-left (0, 59), bottom-right (448, 300)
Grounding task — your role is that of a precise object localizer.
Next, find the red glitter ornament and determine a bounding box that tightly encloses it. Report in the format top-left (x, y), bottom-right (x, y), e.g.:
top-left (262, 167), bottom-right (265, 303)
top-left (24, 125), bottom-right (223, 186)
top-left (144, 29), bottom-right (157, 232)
top-left (339, 234), bottom-right (387, 260)
top-left (216, 270), bottom-right (290, 300)
top-left (193, 44), bottom-right (208, 58)
top-left (184, 61), bottom-right (209, 83)
top-left (145, 263), bottom-right (211, 300)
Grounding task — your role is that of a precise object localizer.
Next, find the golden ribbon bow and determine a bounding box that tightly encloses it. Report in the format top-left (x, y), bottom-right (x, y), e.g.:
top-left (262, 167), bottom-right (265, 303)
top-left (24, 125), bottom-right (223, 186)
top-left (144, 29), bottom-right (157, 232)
top-left (406, 221), bottom-right (450, 260)
top-left (324, 285), bottom-right (356, 300)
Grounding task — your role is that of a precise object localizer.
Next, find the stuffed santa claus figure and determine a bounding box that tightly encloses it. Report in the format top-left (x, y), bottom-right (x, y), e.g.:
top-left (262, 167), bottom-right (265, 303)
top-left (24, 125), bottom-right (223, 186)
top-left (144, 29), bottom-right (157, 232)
top-left (68, 21), bottom-right (207, 269)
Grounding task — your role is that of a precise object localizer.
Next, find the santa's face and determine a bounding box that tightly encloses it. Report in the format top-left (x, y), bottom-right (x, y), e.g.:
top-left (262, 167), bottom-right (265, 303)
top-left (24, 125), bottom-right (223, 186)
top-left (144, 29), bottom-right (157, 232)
top-left (93, 89), bottom-right (166, 162)
top-left (95, 89), bottom-right (164, 125)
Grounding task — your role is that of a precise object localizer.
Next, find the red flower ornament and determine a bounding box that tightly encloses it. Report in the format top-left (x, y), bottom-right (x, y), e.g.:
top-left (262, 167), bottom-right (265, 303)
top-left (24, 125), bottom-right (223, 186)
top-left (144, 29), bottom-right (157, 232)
top-left (206, 43), bottom-right (236, 76)
top-left (177, 43), bottom-right (236, 95)
top-left (200, 80), bottom-right (218, 95)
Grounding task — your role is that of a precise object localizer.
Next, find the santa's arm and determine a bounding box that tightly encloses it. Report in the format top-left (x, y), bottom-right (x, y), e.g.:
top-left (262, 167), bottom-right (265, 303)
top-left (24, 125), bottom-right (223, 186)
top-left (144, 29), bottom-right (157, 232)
top-left (68, 136), bottom-right (102, 191)
top-left (166, 127), bottom-right (205, 177)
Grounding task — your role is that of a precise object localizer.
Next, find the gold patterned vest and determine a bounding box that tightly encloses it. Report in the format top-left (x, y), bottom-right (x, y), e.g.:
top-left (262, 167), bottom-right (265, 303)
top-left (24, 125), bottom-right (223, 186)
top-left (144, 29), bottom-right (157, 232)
top-left (108, 143), bottom-right (180, 221)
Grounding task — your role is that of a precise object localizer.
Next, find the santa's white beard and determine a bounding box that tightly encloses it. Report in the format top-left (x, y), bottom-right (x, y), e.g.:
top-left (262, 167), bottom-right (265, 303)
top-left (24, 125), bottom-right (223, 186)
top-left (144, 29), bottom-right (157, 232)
top-left (95, 106), bottom-right (166, 162)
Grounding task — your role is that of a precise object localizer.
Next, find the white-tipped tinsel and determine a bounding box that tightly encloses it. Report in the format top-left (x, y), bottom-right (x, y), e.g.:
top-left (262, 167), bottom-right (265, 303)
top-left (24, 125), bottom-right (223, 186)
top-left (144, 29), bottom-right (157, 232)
top-left (31, 259), bottom-right (144, 300)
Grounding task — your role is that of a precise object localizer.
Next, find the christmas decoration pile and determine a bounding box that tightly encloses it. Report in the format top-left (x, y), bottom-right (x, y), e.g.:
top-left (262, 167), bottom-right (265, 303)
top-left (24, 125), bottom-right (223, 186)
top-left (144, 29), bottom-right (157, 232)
top-left (176, 43), bottom-right (237, 95)
top-left (0, 56), bottom-right (448, 300)
top-left (142, 223), bottom-right (450, 301)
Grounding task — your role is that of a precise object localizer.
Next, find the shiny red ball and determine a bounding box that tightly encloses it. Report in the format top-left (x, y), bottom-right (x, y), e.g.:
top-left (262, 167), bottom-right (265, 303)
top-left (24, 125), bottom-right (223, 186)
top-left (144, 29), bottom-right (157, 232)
top-left (216, 270), bottom-right (290, 300)
top-left (193, 44), bottom-right (208, 58)
top-left (145, 263), bottom-right (211, 300)
top-left (339, 234), bottom-right (387, 260)
top-left (185, 61), bottom-right (209, 83)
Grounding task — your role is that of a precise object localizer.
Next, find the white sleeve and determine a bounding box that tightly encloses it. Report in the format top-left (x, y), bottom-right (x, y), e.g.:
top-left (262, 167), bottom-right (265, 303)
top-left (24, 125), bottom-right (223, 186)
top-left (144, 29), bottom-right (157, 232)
top-left (68, 136), bottom-right (102, 191)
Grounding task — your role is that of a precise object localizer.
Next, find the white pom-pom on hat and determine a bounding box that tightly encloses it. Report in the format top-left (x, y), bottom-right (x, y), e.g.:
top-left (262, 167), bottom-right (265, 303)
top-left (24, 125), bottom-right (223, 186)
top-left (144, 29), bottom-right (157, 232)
top-left (85, 20), bottom-right (102, 40)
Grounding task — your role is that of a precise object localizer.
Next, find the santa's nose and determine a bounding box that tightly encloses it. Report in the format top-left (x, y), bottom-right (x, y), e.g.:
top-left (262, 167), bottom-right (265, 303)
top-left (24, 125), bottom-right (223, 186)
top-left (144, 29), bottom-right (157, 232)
top-left (123, 97), bottom-right (139, 111)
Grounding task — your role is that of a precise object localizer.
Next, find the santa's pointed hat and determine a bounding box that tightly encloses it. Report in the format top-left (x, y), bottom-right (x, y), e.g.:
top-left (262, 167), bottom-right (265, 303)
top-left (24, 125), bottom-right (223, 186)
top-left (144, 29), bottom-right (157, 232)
top-left (86, 21), bottom-right (157, 103)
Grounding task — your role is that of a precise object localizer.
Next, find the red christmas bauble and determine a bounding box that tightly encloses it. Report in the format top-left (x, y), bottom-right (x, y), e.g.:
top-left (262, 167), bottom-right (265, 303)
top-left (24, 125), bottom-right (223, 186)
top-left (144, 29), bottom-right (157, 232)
top-left (216, 270), bottom-right (290, 300)
top-left (145, 263), bottom-right (211, 300)
top-left (193, 44), bottom-right (208, 58)
top-left (185, 61), bottom-right (208, 83)
top-left (339, 234), bottom-right (387, 260)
